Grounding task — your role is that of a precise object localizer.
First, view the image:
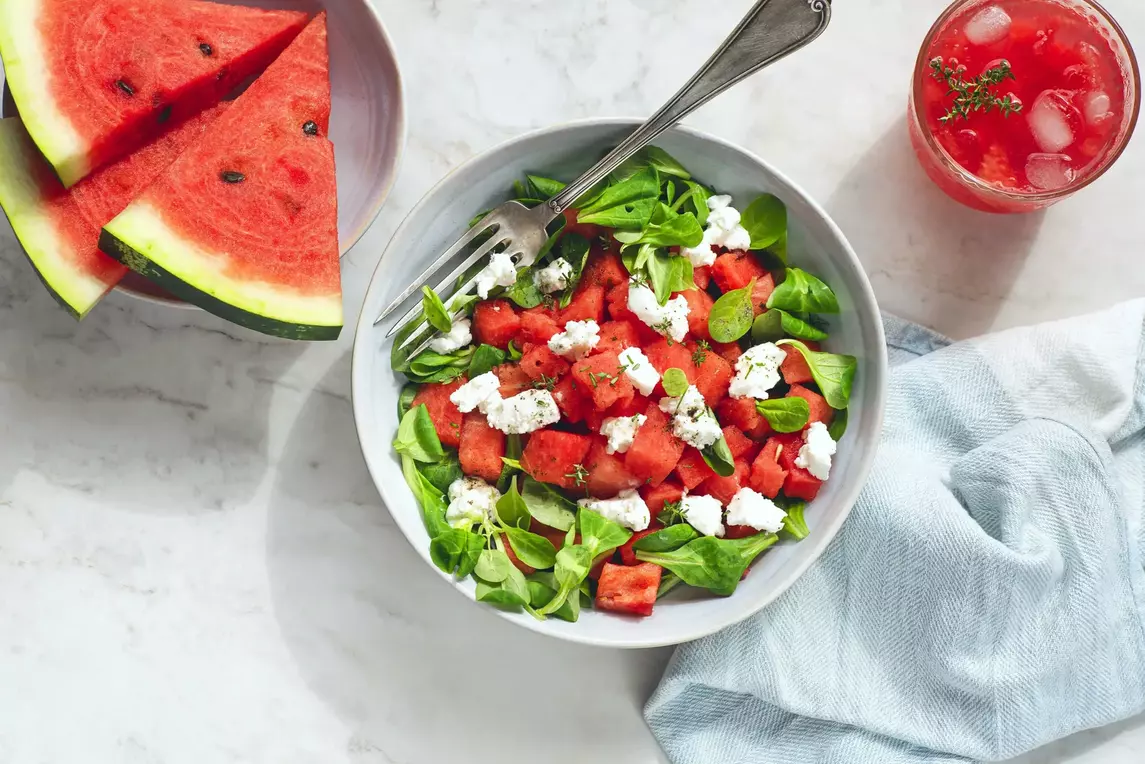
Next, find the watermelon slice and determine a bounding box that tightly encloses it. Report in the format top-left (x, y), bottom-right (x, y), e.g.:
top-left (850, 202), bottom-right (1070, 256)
top-left (0, 0), bottom-right (308, 187)
top-left (100, 14), bottom-right (342, 341)
top-left (0, 106), bottom-right (224, 317)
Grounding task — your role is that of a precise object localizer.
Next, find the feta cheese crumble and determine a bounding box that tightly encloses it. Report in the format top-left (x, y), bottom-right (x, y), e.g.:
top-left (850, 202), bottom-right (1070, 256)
top-left (726, 487), bottom-right (787, 533)
top-left (659, 385), bottom-right (722, 450)
top-left (729, 342), bottom-right (786, 400)
top-left (485, 389), bottom-right (561, 435)
top-left (449, 371), bottom-right (502, 414)
top-left (681, 194), bottom-right (753, 267)
top-left (548, 320), bottom-right (600, 360)
top-left (475, 250), bottom-right (518, 299)
top-left (627, 282), bottom-right (690, 343)
top-left (617, 346), bottom-right (660, 396)
top-left (600, 414), bottom-right (647, 455)
top-left (428, 317), bottom-right (472, 354)
top-left (446, 476), bottom-right (501, 529)
top-left (795, 421), bottom-right (837, 480)
top-left (533, 257), bottom-right (574, 294)
top-left (578, 489), bottom-right (651, 532)
top-left (681, 494), bottom-right (725, 537)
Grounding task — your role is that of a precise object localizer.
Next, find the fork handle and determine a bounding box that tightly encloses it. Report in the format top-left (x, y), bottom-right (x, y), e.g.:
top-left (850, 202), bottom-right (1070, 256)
top-left (549, 0), bottom-right (832, 214)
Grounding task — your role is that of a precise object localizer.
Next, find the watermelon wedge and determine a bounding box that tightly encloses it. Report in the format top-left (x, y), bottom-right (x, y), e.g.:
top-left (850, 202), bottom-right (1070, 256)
top-left (0, 106), bottom-right (225, 318)
top-left (0, 0), bottom-right (308, 187)
top-left (100, 14), bottom-right (341, 341)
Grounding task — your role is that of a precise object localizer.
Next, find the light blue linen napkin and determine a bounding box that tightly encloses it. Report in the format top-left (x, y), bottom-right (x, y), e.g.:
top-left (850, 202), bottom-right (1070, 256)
top-left (646, 302), bottom-right (1145, 763)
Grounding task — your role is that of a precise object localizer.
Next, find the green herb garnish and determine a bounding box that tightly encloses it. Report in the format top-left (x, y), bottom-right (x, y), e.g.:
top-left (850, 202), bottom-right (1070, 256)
top-left (929, 58), bottom-right (1023, 124)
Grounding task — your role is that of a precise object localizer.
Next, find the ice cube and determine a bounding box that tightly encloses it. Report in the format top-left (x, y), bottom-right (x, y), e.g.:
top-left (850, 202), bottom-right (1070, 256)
top-left (1025, 153), bottom-right (1075, 191)
top-left (965, 6), bottom-right (1012, 46)
top-left (1028, 90), bottom-right (1077, 153)
top-left (1083, 91), bottom-right (1113, 125)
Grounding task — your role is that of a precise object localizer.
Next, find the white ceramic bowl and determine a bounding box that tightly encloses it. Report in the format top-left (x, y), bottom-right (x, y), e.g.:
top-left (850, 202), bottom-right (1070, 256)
top-left (2, 0), bottom-right (405, 308)
top-left (352, 120), bottom-right (887, 648)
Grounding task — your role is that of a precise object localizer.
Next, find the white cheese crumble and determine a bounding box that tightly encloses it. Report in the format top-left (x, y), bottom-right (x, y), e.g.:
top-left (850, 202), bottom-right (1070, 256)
top-left (659, 385), bottom-right (722, 450)
top-left (548, 320), bottom-right (600, 360)
top-left (795, 421), bottom-right (837, 480)
top-left (485, 389), bottom-right (561, 435)
top-left (729, 342), bottom-right (786, 400)
top-left (681, 194), bottom-right (754, 267)
top-left (618, 346), bottom-right (660, 396)
top-left (449, 371), bottom-right (503, 414)
top-left (726, 487), bottom-right (787, 533)
top-left (428, 317), bottom-right (472, 354)
top-left (446, 476), bottom-right (501, 529)
top-left (533, 257), bottom-right (575, 294)
top-left (681, 494), bottom-right (725, 537)
top-left (578, 489), bottom-right (651, 532)
top-left (475, 250), bottom-right (519, 299)
top-left (600, 414), bottom-right (647, 455)
top-left (628, 282), bottom-right (690, 343)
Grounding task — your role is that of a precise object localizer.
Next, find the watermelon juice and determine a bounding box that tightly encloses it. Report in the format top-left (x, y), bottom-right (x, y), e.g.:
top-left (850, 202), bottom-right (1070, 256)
top-left (909, 0), bottom-right (1139, 213)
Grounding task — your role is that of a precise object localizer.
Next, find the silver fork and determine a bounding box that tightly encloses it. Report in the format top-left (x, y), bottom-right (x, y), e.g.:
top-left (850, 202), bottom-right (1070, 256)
top-left (379, 0), bottom-right (832, 357)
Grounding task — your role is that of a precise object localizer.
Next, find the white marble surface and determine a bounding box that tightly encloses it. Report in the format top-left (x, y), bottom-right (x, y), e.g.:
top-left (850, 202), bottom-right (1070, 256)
top-left (1, 0), bottom-right (1143, 761)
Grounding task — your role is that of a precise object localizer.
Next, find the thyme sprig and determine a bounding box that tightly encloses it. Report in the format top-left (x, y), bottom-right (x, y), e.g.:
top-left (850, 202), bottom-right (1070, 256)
top-left (929, 58), bottom-right (1022, 124)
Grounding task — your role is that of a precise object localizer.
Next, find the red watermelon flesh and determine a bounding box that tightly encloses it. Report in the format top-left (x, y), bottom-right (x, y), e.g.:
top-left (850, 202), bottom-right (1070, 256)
top-left (0, 105), bottom-right (224, 318)
top-left (0, 0), bottom-right (308, 186)
top-left (100, 14), bottom-right (342, 341)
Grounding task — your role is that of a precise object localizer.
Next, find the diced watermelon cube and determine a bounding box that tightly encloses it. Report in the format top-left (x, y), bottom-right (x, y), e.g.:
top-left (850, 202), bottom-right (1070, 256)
top-left (495, 363), bottom-right (532, 397)
top-left (618, 529), bottom-right (657, 566)
top-left (607, 393), bottom-right (650, 418)
top-left (582, 250), bottom-right (628, 290)
top-left (692, 265), bottom-right (712, 290)
top-left (712, 341), bottom-right (743, 366)
top-left (596, 562), bottom-right (662, 617)
top-left (717, 396), bottom-right (772, 439)
top-left (562, 208), bottom-right (601, 240)
top-left (519, 306), bottom-right (561, 344)
top-left (571, 351), bottom-right (634, 411)
top-left (584, 436), bottom-right (642, 499)
top-left (472, 300), bottom-right (520, 349)
top-left (725, 525), bottom-right (759, 540)
top-left (751, 274), bottom-right (776, 316)
top-left (552, 375), bottom-right (591, 423)
top-left (723, 425), bottom-right (759, 461)
top-left (750, 438), bottom-right (787, 499)
top-left (788, 384), bottom-right (833, 427)
top-left (677, 288), bottom-right (714, 341)
top-left (593, 320), bottom-right (643, 357)
top-left (641, 479), bottom-right (685, 519)
top-left (459, 413), bottom-right (506, 483)
top-left (625, 403), bottom-right (685, 486)
top-left (521, 430), bottom-right (593, 490)
top-left (644, 338), bottom-right (697, 391)
top-left (675, 447), bottom-right (716, 490)
top-left (784, 467), bottom-right (823, 501)
top-left (500, 534), bottom-right (536, 575)
top-left (606, 282), bottom-right (637, 324)
top-left (560, 283), bottom-right (606, 325)
top-left (411, 380), bottom-right (464, 448)
top-left (692, 345), bottom-right (733, 405)
top-left (519, 344), bottom-right (570, 382)
top-left (696, 461), bottom-right (750, 506)
top-left (711, 252), bottom-right (769, 293)
top-left (773, 433), bottom-right (803, 472)
top-left (780, 346), bottom-right (814, 385)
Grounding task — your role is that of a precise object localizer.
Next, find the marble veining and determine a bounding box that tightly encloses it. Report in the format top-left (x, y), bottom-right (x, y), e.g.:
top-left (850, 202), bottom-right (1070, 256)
top-left (1, 0), bottom-right (1143, 761)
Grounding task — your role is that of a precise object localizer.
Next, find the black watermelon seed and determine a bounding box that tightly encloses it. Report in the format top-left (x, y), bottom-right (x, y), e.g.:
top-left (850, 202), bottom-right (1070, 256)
top-left (199, 42), bottom-right (213, 56)
top-left (220, 171), bottom-right (246, 184)
top-left (157, 105), bottom-right (172, 124)
top-left (302, 120), bottom-right (318, 136)
top-left (116, 80), bottom-right (135, 97)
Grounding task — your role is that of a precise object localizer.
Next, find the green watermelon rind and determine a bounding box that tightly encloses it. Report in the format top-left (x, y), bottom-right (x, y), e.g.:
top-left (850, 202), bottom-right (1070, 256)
top-left (99, 204), bottom-right (343, 341)
top-left (0, 119), bottom-right (115, 318)
top-left (0, 2), bottom-right (90, 187)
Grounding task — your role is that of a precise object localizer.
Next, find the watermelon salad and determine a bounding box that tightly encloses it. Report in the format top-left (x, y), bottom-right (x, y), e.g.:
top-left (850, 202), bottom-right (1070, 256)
top-left (0, 2), bottom-right (341, 339)
top-left (392, 147), bottom-right (856, 621)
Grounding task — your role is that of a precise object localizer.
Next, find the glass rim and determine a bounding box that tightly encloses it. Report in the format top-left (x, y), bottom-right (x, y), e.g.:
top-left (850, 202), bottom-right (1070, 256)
top-left (910, 0), bottom-right (1142, 202)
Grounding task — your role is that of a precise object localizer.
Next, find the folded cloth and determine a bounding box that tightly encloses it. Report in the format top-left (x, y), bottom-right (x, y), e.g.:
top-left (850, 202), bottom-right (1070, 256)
top-left (646, 302), bottom-right (1145, 763)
